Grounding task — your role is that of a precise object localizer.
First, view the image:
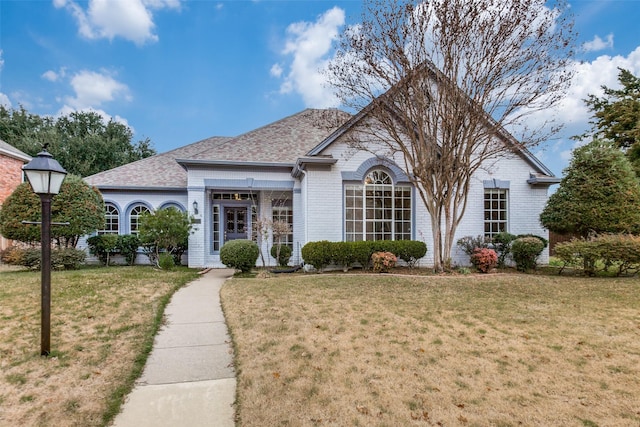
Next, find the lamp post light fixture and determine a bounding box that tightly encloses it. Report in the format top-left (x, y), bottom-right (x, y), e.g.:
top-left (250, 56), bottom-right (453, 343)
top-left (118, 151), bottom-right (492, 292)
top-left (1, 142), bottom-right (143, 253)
top-left (22, 145), bottom-right (67, 356)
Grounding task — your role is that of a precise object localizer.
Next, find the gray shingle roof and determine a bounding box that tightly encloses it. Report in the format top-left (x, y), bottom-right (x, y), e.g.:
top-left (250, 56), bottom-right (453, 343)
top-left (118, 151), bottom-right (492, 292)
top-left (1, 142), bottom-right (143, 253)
top-left (85, 109), bottom-right (351, 189)
top-left (0, 139), bottom-right (31, 162)
top-left (84, 136), bottom-right (230, 188)
top-left (190, 109), bottom-right (351, 164)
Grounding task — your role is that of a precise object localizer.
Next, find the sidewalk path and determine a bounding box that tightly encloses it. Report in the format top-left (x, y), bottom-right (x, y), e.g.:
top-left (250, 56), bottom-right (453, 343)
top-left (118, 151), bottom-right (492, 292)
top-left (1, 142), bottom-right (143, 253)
top-left (111, 269), bottom-right (236, 427)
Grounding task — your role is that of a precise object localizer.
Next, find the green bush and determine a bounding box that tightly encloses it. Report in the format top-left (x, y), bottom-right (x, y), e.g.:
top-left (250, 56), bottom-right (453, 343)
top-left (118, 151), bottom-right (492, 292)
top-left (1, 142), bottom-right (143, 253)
top-left (350, 241), bottom-right (374, 269)
top-left (511, 237), bottom-right (545, 272)
top-left (52, 248), bottom-right (86, 270)
top-left (331, 241), bottom-right (355, 271)
top-left (270, 244), bottom-right (292, 267)
top-left (517, 234), bottom-right (548, 248)
top-left (117, 234), bottom-right (140, 265)
top-left (158, 252), bottom-right (175, 270)
top-left (301, 240), bottom-right (333, 272)
top-left (491, 232), bottom-right (517, 268)
top-left (23, 248), bottom-right (42, 270)
top-left (456, 235), bottom-right (491, 256)
top-left (300, 240), bottom-right (428, 271)
top-left (13, 247), bottom-right (85, 270)
top-left (220, 239), bottom-right (259, 273)
top-left (555, 234), bottom-right (640, 276)
top-left (87, 234), bottom-right (119, 265)
top-left (395, 240), bottom-right (427, 268)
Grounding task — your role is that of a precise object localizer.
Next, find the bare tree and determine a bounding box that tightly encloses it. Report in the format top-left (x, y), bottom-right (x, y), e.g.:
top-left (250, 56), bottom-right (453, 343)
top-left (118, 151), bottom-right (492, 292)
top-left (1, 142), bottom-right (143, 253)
top-left (326, 0), bottom-right (575, 271)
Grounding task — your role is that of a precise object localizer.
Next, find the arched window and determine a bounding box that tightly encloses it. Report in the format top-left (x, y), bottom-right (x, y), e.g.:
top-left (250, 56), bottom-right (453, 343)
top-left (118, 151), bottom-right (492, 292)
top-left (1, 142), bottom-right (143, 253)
top-left (345, 169), bottom-right (411, 241)
top-left (99, 203), bottom-right (119, 235)
top-left (129, 204), bottom-right (151, 235)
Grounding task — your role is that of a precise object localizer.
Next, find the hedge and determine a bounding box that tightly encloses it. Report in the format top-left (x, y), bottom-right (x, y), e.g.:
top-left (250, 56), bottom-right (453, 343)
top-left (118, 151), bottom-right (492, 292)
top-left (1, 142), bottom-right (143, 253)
top-left (301, 240), bottom-right (427, 271)
top-left (554, 234), bottom-right (640, 276)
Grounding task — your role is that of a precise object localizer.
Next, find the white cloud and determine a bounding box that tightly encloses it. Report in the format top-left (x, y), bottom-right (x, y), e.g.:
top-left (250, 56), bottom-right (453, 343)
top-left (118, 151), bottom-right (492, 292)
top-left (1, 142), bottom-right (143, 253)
top-left (0, 93), bottom-right (11, 108)
top-left (270, 63), bottom-right (283, 78)
top-left (64, 70), bottom-right (131, 109)
top-left (582, 33), bottom-right (614, 52)
top-left (276, 6), bottom-right (345, 108)
top-left (0, 49), bottom-right (4, 71)
top-left (53, 0), bottom-right (181, 45)
top-left (524, 46), bottom-right (640, 175)
top-left (42, 68), bottom-right (67, 82)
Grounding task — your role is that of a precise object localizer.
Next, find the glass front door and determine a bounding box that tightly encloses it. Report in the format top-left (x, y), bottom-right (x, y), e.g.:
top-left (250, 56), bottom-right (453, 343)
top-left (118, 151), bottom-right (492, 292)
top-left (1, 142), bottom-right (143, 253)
top-left (224, 207), bottom-right (248, 242)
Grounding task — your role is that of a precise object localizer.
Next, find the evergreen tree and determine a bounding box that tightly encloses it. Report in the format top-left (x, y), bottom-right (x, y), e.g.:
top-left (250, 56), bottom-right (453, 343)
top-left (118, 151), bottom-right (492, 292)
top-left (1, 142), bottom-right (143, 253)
top-left (540, 140), bottom-right (640, 237)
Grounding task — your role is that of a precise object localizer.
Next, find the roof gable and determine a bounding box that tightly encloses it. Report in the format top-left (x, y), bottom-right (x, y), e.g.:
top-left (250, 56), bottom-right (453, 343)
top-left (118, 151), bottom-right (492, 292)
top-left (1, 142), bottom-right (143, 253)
top-left (307, 62), bottom-right (557, 179)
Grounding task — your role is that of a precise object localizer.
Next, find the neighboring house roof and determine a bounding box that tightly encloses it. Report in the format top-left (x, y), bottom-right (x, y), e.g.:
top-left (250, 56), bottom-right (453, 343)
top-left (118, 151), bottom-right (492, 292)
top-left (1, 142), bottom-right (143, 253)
top-left (86, 109), bottom-right (352, 190)
top-left (0, 139), bottom-right (31, 163)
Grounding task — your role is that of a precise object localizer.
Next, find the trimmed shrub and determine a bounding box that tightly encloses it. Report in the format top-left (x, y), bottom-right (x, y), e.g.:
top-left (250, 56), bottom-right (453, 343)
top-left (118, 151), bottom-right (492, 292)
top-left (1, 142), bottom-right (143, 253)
top-left (52, 248), bottom-right (86, 270)
top-left (87, 234), bottom-right (119, 265)
top-left (11, 247), bottom-right (85, 270)
top-left (1, 246), bottom-right (26, 265)
top-left (117, 234), bottom-right (140, 265)
top-left (270, 244), bottom-right (292, 267)
top-left (517, 234), bottom-right (548, 249)
top-left (158, 252), bottom-right (175, 270)
top-left (491, 232), bottom-right (517, 268)
top-left (511, 237), bottom-right (545, 271)
top-left (470, 248), bottom-right (498, 273)
top-left (395, 240), bottom-right (427, 268)
top-left (23, 248), bottom-right (42, 270)
top-left (350, 241), bottom-right (373, 270)
top-left (331, 241), bottom-right (355, 272)
top-left (301, 240), bottom-right (333, 272)
top-left (220, 239), bottom-right (259, 273)
top-left (372, 251), bottom-right (397, 273)
top-left (456, 235), bottom-right (491, 256)
top-left (555, 234), bottom-right (640, 276)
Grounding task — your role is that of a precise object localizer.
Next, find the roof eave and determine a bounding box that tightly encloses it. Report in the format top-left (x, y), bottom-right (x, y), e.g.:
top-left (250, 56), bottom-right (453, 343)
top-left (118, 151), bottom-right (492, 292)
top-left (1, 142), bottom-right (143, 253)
top-left (527, 174), bottom-right (561, 186)
top-left (292, 156), bottom-right (338, 178)
top-left (0, 147), bottom-right (31, 163)
top-left (176, 158), bottom-right (296, 169)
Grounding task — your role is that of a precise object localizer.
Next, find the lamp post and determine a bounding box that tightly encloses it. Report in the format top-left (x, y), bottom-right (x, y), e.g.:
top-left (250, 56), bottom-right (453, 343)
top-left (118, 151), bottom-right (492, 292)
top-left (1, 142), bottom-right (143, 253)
top-left (22, 146), bottom-right (67, 356)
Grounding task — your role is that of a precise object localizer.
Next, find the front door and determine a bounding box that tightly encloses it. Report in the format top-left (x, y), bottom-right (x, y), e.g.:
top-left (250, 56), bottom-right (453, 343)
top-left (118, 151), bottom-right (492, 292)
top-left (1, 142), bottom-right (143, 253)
top-left (224, 207), bottom-right (248, 242)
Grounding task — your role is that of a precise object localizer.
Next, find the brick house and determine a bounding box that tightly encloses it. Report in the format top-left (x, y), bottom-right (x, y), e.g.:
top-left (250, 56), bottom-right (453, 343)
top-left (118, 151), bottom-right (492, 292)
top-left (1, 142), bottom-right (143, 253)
top-left (84, 106), bottom-right (559, 268)
top-left (0, 140), bottom-right (31, 251)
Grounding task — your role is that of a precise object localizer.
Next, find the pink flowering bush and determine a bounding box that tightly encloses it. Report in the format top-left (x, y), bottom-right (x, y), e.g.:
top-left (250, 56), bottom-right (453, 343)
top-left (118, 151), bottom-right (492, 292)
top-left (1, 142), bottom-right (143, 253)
top-left (470, 248), bottom-right (498, 273)
top-left (372, 251), bottom-right (397, 273)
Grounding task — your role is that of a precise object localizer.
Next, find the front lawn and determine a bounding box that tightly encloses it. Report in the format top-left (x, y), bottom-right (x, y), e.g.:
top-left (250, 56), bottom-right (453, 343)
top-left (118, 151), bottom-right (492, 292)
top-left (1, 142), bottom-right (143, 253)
top-left (221, 273), bottom-right (640, 426)
top-left (0, 266), bottom-right (199, 426)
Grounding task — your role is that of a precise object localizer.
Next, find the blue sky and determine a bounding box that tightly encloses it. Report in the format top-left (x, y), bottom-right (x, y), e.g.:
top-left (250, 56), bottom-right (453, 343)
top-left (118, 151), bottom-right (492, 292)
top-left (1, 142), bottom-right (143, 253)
top-left (1, 0), bottom-right (639, 177)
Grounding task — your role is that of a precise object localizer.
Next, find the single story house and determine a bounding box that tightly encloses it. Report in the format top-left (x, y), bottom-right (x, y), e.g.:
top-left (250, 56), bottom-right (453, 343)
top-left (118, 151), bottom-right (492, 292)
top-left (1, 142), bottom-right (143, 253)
top-left (0, 139), bottom-right (31, 251)
top-left (84, 104), bottom-right (559, 268)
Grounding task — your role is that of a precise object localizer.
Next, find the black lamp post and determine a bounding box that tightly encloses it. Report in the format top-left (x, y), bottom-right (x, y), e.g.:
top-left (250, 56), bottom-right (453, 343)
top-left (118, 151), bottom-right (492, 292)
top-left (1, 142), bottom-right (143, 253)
top-left (22, 146), bottom-right (67, 356)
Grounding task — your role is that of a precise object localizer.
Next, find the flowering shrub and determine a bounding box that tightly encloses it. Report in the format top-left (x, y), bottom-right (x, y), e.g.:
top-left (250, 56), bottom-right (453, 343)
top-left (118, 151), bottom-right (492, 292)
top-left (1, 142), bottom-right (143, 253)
top-left (470, 248), bottom-right (498, 273)
top-left (371, 251), bottom-right (397, 273)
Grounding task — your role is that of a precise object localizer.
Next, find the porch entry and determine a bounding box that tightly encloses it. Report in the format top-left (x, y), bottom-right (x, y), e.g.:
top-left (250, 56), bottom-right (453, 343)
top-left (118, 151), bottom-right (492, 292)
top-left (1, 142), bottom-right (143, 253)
top-left (224, 207), bottom-right (248, 242)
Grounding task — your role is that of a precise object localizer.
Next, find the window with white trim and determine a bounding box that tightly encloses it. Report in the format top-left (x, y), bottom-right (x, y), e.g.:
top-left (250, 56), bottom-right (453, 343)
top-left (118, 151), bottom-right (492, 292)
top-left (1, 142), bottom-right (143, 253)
top-left (272, 200), bottom-right (293, 248)
top-left (129, 204), bottom-right (151, 235)
top-left (345, 169), bottom-right (411, 241)
top-left (99, 203), bottom-right (119, 235)
top-left (484, 189), bottom-right (508, 237)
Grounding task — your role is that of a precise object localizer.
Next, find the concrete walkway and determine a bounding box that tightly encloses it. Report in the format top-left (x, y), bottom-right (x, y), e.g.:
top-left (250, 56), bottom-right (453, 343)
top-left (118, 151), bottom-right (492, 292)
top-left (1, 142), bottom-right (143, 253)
top-left (111, 269), bottom-right (236, 427)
